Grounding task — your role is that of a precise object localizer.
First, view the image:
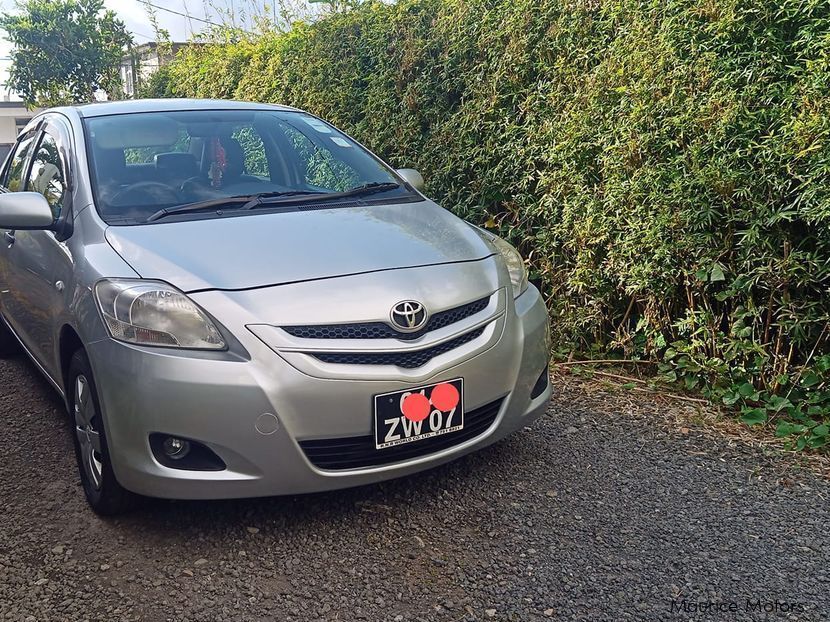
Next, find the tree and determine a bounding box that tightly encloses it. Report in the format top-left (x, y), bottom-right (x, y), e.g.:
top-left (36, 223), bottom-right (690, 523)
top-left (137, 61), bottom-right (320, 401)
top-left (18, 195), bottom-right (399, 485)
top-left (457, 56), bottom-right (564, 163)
top-left (136, 65), bottom-right (176, 99)
top-left (0, 0), bottom-right (132, 108)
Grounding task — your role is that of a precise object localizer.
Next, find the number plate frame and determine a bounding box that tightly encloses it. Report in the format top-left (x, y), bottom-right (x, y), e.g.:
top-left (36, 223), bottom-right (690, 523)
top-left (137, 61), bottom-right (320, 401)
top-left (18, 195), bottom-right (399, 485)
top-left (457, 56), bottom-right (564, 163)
top-left (373, 378), bottom-right (465, 450)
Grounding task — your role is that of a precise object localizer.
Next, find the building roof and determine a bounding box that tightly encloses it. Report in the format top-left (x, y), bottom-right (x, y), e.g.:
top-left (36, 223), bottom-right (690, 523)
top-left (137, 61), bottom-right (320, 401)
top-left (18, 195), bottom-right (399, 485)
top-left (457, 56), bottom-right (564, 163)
top-left (122, 41), bottom-right (207, 59)
top-left (0, 101), bottom-right (33, 110)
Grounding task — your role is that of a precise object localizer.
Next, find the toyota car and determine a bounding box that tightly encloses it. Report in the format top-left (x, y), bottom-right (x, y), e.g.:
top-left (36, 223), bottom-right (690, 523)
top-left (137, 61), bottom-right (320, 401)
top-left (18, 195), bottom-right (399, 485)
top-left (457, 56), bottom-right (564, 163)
top-left (0, 100), bottom-right (551, 514)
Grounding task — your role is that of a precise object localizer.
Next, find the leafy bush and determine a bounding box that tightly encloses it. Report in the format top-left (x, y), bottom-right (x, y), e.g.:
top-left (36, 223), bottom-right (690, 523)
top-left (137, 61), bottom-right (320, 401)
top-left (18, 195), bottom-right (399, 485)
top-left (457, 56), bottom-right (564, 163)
top-left (152, 0), bottom-right (830, 446)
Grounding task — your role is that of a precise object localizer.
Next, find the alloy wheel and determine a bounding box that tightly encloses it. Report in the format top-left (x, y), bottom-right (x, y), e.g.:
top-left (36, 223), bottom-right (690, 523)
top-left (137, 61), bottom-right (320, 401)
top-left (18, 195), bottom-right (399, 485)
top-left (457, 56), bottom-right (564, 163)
top-left (73, 374), bottom-right (103, 490)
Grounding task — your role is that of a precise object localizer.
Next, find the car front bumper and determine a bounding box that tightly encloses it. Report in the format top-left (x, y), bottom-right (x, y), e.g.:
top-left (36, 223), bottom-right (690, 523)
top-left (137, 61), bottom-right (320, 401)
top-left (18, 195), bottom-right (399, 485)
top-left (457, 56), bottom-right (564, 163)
top-left (86, 284), bottom-right (551, 500)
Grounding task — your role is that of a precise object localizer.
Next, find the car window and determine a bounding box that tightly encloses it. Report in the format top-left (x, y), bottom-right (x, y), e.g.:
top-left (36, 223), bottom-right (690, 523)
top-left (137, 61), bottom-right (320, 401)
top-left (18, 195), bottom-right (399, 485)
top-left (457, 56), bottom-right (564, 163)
top-left (231, 126), bottom-right (268, 178)
top-left (84, 109), bottom-right (411, 224)
top-left (2, 131), bottom-right (38, 192)
top-left (124, 128), bottom-right (191, 164)
top-left (25, 132), bottom-right (66, 218)
top-left (279, 122), bottom-right (360, 192)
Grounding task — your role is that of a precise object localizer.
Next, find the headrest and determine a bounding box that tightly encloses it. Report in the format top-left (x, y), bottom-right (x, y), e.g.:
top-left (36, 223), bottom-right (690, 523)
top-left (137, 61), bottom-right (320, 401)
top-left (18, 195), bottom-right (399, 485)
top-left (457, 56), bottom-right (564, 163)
top-left (220, 136), bottom-right (245, 177)
top-left (95, 148), bottom-right (126, 180)
top-left (154, 152), bottom-right (198, 178)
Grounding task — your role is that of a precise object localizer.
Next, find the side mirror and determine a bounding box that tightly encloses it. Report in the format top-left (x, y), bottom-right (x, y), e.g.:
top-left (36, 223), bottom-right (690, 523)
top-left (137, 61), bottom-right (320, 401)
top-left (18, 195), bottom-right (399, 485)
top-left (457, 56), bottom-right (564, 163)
top-left (0, 192), bottom-right (55, 230)
top-left (397, 168), bottom-right (425, 193)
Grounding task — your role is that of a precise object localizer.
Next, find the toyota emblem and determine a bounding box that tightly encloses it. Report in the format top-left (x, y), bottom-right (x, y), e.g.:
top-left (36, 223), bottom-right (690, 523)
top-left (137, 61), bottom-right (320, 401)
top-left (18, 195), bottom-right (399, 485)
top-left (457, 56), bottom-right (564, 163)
top-left (390, 300), bottom-right (428, 332)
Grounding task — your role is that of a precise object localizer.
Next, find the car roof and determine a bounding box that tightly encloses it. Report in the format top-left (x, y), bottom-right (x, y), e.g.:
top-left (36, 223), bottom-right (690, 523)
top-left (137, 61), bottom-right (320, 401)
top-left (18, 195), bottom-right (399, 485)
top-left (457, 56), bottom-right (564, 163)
top-left (59, 98), bottom-right (299, 118)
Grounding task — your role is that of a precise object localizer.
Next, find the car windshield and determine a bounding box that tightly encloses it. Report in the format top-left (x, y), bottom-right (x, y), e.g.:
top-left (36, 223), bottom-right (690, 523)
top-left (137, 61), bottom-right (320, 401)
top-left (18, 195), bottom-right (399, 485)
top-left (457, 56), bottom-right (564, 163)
top-left (84, 109), bottom-right (415, 224)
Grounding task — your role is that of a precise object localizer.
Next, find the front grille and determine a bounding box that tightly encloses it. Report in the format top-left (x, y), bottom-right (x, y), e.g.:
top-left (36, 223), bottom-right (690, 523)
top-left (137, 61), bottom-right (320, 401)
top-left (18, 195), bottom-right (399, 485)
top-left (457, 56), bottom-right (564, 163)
top-left (282, 295), bottom-right (491, 341)
top-left (310, 327), bottom-right (485, 368)
top-left (299, 398), bottom-right (504, 470)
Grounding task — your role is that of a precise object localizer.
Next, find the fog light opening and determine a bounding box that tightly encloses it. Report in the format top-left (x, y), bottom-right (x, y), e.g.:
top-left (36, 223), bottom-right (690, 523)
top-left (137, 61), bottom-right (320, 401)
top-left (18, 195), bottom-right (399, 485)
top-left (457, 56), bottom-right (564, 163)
top-left (149, 433), bottom-right (226, 471)
top-left (162, 437), bottom-right (191, 460)
top-left (530, 365), bottom-right (550, 400)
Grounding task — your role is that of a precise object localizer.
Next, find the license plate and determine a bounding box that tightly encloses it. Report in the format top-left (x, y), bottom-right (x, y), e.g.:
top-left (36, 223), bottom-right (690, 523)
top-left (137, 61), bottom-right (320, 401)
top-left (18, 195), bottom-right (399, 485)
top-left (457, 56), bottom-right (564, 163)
top-left (374, 378), bottom-right (464, 450)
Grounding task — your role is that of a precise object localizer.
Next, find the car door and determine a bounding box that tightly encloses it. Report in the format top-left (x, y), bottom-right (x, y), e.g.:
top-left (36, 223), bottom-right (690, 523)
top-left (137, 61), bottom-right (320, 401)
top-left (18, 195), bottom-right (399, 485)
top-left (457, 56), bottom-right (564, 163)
top-left (2, 116), bottom-right (74, 377)
top-left (0, 127), bottom-right (40, 327)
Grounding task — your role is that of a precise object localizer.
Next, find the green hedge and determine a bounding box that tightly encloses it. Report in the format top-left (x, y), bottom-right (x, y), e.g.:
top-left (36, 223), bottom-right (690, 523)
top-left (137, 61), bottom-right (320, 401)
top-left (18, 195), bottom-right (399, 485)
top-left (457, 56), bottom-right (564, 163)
top-left (150, 0), bottom-right (830, 446)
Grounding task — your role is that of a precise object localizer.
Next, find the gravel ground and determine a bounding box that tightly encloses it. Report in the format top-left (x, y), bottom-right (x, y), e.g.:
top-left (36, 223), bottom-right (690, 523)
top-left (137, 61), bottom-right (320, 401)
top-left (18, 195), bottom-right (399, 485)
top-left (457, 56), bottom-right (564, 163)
top-left (1, 352), bottom-right (828, 622)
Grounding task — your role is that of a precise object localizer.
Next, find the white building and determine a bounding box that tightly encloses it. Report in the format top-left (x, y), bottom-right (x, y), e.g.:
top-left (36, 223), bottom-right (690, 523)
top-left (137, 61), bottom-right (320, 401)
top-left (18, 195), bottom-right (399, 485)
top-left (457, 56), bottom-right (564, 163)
top-left (0, 100), bottom-right (38, 165)
top-left (120, 42), bottom-right (194, 98)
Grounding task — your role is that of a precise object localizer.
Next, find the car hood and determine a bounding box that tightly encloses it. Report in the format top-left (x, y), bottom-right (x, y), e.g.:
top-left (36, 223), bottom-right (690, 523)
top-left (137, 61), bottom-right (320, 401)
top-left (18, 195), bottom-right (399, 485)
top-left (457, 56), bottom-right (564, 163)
top-left (104, 200), bottom-right (495, 292)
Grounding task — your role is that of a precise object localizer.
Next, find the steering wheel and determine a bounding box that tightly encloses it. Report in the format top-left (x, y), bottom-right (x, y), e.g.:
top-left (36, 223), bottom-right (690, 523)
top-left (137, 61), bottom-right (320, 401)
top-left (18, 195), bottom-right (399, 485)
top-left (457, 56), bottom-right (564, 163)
top-left (110, 181), bottom-right (181, 206)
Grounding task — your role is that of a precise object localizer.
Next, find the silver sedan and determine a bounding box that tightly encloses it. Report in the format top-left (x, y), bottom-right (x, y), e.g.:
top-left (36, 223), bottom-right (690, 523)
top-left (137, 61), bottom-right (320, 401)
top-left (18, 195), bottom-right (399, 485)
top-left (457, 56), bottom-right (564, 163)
top-left (0, 99), bottom-right (550, 514)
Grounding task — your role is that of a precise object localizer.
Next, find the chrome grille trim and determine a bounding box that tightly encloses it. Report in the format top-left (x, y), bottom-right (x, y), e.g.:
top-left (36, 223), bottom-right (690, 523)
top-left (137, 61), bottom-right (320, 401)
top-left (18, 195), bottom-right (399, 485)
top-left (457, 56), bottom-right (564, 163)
top-left (281, 295), bottom-right (491, 341)
top-left (309, 326), bottom-right (486, 368)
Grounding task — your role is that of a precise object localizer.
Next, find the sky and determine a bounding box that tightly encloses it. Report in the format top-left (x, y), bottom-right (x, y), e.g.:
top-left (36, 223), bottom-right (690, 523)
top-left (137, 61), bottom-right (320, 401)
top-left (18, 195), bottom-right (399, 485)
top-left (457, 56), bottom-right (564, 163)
top-left (0, 0), bottom-right (264, 100)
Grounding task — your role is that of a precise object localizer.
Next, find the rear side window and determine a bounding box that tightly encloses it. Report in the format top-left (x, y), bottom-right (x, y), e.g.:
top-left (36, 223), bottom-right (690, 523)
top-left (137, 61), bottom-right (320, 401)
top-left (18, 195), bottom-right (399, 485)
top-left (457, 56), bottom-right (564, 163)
top-left (25, 132), bottom-right (66, 218)
top-left (124, 128), bottom-right (191, 164)
top-left (279, 123), bottom-right (360, 192)
top-left (232, 126), bottom-right (269, 178)
top-left (2, 131), bottom-right (38, 192)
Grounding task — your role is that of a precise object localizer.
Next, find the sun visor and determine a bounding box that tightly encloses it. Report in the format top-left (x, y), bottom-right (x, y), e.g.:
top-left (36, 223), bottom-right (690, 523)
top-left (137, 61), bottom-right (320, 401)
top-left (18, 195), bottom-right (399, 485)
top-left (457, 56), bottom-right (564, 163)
top-left (91, 115), bottom-right (179, 149)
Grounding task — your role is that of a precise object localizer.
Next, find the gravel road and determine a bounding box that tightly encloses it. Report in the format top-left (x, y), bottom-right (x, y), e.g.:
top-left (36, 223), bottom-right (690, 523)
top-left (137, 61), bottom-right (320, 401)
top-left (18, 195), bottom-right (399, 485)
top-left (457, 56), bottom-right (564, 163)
top-left (1, 352), bottom-right (828, 622)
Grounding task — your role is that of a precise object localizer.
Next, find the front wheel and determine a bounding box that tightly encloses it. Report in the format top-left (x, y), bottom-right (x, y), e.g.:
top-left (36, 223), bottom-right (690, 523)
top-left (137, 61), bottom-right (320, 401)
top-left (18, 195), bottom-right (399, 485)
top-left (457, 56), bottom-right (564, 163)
top-left (68, 350), bottom-right (139, 515)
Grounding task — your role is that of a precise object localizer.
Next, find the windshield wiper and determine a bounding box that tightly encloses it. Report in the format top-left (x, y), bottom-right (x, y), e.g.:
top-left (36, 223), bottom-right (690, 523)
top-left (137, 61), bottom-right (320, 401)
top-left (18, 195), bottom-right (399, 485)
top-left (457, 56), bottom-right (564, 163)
top-left (330, 181), bottom-right (402, 198)
top-left (147, 196), bottom-right (251, 222)
top-left (246, 182), bottom-right (403, 209)
top-left (240, 190), bottom-right (328, 210)
top-left (146, 183), bottom-right (402, 222)
top-left (146, 191), bottom-right (325, 222)
top-left (307, 182), bottom-right (402, 201)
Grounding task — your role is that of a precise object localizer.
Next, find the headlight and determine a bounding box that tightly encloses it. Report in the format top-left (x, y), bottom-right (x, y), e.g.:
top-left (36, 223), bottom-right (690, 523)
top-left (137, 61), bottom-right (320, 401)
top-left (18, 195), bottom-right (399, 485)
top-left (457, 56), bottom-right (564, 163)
top-left (491, 236), bottom-right (529, 298)
top-left (94, 279), bottom-right (226, 350)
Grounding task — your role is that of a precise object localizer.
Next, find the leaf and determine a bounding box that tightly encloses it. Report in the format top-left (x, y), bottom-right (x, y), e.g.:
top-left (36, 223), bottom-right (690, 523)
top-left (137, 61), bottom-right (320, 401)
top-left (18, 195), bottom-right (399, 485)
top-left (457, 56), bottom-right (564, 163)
top-left (800, 371), bottom-right (821, 388)
top-left (741, 408), bottom-right (767, 426)
top-left (483, 216), bottom-right (497, 229)
top-left (766, 395), bottom-right (793, 412)
top-left (737, 382), bottom-right (756, 398)
top-left (709, 263), bottom-right (726, 283)
top-left (812, 424), bottom-right (829, 437)
top-left (807, 436), bottom-right (827, 449)
top-left (775, 421), bottom-right (806, 437)
top-left (722, 392), bottom-right (741, 406)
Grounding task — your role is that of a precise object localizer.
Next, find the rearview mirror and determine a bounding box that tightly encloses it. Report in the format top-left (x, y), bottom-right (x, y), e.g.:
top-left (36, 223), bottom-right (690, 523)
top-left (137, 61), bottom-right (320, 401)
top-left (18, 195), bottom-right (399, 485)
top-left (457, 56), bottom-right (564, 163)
top-left (0, 192), bottom-right (55, 230)
top-left (397, 168), bottom-right (425, 193)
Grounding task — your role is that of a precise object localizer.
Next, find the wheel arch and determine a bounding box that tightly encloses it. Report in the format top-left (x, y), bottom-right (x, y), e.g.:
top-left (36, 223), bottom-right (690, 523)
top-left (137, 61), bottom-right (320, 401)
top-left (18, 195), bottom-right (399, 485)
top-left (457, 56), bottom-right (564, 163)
top-left (59, 324), bottom-right (85, 396)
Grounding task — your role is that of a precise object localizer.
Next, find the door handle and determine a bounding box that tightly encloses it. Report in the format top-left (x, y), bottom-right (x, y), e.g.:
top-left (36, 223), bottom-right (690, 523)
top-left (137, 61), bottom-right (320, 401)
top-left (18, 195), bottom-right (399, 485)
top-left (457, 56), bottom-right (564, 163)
top-left (3, 231), bottom-right (14, 246)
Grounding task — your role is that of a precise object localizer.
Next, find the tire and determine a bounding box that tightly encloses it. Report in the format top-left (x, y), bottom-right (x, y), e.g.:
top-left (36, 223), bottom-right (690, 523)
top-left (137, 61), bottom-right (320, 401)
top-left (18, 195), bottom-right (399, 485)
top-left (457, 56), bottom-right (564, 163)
top-left (67, 349), bottom-right (140, 515)
top-left (0, 315), bottom-right (20, 356)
